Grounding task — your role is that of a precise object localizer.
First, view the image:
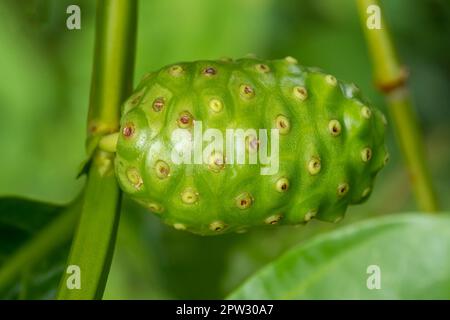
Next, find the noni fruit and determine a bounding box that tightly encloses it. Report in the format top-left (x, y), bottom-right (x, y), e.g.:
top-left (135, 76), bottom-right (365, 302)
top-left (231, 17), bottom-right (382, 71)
top-left (114, 57), bottom-right (387, 235)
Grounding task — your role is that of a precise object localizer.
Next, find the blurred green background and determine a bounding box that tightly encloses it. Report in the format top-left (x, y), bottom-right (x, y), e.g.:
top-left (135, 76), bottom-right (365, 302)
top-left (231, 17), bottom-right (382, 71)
top-left (0, 0), bottom-right (448, 299)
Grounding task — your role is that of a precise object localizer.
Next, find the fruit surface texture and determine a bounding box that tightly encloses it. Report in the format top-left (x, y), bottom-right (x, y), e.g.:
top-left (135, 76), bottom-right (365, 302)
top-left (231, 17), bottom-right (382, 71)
top-left (115, 57), bottom-right (387, 235)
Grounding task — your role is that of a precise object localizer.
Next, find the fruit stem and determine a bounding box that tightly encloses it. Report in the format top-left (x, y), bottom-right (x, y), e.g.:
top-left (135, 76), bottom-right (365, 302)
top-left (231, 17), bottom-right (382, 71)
top-left (57, 0), bottom-right (138, 299)
top-left (356, 0), bottom-right (439, 212)
top-left (99, 132), bottom-right (119, 153)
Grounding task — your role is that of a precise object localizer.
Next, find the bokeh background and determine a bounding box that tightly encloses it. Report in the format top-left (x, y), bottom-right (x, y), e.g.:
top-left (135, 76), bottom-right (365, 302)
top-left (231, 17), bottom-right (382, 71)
top-left (0, 0), bottom-right (448, 298)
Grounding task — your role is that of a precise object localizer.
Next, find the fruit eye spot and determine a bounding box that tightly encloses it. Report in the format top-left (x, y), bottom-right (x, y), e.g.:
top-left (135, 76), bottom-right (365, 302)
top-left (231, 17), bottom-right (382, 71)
top-left (361, 147), bottom-right (372, 162)
top-left (177, 111), bottom-right (193, 128)
top-left (285, 56), bottom-right (298, 64)
top-left (209, 221), bottom-right (227, 232)
top-left (220, 57), bottom-right (233, 62)
top-left (362, 187), bottom-right (371, 198)
top-left (334, 217), bottom-right (343, 223)
top-left (245, 135), bottom-right (259, 153)
top-left (126, 167), bottom-right (143, 189)
top-left (293, 86), bottom-right (308, 101)
top-left (181, 188), bottom-right (198, 204)
top-left (122, 123), bottom-right (135, 138)
top-left (275, 115), bottom-right (290, 134)
top-left (265, 214), bottom-right (282, 225)
top-left (308, 157), bottom-right (321, 175)
top-left (202, 67), bottom-right (217, 76)
top-left (173, 223), bottom-right (186, 230)
top-left (235, 192), bottom-right (253, 209)
top-left (152, 97), bottom-right (165, 112)
top-left (155, 160), bottom-right (170, 179)
top-left (328, 120), bottom-right (342, 136)
top-left (325, 74), bottom-right (337, 86)
top-left (180, 116), bottom-right (189, 124)
top-left (361, 106), bottom-right (372, 119)
top-left (255, 64), bottom-right (270, 73)
top-left (148, 202), bottom-right (164, 213)
top-left (239, 84), bottom-right (255, 99)
top-left (208, 152), bottom-right (225, 172)
top-left (337, 183), bottom-right (349, 197)
top-left (384, 152), bottom-right (390, 165)
top-left (276, 177), bottom-right (290, 192)
top-left (209, 98), bottom-right (223, 113)
top-left (141, 72), bottom-right (153, 82)
top-left (169, 65), bottom-right (183, 76)
top-left (304, 210), bottom-right (317, 222)
top-left (249, 138), bottom-right (259, 150)
top-left (129, 91), bottom-right (144, 107)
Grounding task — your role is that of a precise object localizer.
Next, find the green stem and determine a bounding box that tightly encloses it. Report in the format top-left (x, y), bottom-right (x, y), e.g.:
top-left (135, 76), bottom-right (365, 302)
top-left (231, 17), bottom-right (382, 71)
top-left (356, 0), bottom-right (439, 212)
top-left (57, 0), bottom-right (137, 299)
top-left (0, 195), bottom-right (83, 292)
top-left (99, 132), bottom-right (119, 153)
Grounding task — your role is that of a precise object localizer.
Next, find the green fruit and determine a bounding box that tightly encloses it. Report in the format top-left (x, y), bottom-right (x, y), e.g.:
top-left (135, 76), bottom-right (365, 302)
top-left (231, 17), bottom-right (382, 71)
top-left (114, 57), bottom-right (387, 235)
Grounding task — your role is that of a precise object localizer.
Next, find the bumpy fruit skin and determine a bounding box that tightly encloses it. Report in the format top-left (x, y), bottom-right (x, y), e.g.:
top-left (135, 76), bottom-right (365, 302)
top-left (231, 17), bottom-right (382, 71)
top-left (115, 57), bottom-right (387, 235)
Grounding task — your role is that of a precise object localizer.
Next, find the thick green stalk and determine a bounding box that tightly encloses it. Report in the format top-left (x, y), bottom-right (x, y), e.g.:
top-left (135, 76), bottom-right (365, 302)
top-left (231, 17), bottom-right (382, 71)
top-left (356, 0), bottom-right (439, 212)
top-left (57, 0), bottom-right (137, 299)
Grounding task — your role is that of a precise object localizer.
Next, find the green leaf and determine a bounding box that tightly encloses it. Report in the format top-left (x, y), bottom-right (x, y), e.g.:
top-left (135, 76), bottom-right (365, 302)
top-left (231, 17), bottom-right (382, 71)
top-left (0, 197), bottom-right (80, 299)
top-left (228, 213), bottom-right (450, 299)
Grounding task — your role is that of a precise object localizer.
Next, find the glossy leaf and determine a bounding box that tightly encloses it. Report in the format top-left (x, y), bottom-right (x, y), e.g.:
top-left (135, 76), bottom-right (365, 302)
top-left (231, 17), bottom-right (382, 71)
top-left (228, 213), bottom-right (450, 299)
top-left (0, 197), bottom-right (79, 299)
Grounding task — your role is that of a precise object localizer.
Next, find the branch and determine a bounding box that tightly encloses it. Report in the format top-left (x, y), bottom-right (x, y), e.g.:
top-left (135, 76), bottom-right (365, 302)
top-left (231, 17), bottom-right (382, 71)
top-left (57, 0), bottom-right (138, 299)
top-left (356, 0), bottom-right (439, 212)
